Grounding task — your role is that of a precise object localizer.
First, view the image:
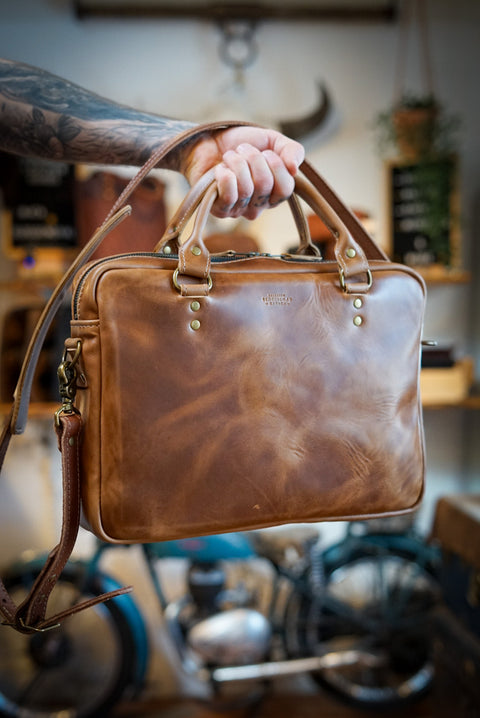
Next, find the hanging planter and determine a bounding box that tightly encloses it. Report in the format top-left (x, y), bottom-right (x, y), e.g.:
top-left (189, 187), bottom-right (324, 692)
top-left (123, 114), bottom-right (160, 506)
top-left (391, 97), bottom-right (438, 159)
top-left (374, 93), bottom-right (458, 161)
top-left (373, 0), bottom-right (459, 161)
top-left (373, 1), bottom-right (463, 270)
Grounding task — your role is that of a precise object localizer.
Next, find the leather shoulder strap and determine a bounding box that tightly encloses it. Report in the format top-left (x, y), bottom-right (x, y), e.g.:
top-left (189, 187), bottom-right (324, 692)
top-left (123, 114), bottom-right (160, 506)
top-left (301, 160), bottom-right (387, 261)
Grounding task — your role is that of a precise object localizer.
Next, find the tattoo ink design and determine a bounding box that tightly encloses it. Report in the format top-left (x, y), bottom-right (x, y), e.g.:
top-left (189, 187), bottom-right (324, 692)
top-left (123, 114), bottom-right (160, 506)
top-left (237, 196), bottom-right (252, 209)
top-left (219, 204), bottom-right (235, 214)
top-left (254, 194), bottom-right (270, 207)
top-left (0, 58), bottom-right (195, 166)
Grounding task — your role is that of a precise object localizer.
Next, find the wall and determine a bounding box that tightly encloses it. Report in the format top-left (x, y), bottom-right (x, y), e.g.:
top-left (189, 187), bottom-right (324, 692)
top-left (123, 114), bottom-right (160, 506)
top-left (0, 0), bottom-right (479, 698)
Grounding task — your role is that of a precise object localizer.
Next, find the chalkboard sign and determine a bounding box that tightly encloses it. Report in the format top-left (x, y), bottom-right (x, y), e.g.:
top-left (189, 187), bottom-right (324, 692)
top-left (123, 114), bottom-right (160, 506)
top-left (386, 155), bottom-right (460, 268)
top-left (0, 152), bottom-right (77, 256)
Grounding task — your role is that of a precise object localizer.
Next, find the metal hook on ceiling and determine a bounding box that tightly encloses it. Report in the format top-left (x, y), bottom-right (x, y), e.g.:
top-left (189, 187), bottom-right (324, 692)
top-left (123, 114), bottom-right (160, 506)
top-left (218, 20), bottom-right (258, 82)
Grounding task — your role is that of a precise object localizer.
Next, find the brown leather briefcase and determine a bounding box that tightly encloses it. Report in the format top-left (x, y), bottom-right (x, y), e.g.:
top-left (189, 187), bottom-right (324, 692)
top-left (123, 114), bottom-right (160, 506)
top-left (0, 121), bottom-right (426, 632)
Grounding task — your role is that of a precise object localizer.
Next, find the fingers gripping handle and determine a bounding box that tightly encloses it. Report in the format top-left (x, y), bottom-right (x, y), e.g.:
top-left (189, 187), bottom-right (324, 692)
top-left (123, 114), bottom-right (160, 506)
top-left (168, 177), bottom-right (320, 296)
top-left (171, 172), bottom-right (374, 295)
top-left (157, 172), bottom-right (316, 257)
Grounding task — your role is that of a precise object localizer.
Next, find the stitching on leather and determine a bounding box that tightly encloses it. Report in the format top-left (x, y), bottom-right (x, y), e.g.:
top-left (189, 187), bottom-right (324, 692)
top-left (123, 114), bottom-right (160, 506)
top-left (75, 280), bottom-right (88, 315)
top-left (175, 194), bottom-right (198, 230)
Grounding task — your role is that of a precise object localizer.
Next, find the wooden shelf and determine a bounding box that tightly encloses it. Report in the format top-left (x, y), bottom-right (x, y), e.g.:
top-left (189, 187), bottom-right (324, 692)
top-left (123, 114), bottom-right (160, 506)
top-left (415, 266), bottom-right (471, 284)
top-left (0, 402), bottom-right (57, 419)
top-left (422, 394), bottom-right (480, 410)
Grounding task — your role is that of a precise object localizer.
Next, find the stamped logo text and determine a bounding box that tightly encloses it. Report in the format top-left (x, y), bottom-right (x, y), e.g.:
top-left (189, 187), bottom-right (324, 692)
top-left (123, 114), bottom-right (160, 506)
top-left (262, 292), bottom-right (293, 306)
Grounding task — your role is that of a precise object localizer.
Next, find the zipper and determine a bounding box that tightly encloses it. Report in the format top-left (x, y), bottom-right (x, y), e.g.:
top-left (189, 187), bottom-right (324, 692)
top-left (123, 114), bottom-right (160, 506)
top-left (73, 250), bottom-right (324, 319)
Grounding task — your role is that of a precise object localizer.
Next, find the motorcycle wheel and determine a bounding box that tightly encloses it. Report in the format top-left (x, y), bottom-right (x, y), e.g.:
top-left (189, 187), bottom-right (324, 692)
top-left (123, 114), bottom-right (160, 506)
top-left (0, 565), bottom-right (137, 718)
top-left (284, 544), bottom-right (440, 709)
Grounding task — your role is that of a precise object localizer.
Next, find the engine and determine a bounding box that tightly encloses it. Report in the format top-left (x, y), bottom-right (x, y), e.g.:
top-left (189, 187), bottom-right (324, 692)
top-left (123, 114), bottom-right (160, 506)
top-left (187, 608), bottom-right (272, 666)
top-left (183, 562), bottom-right (272, 666)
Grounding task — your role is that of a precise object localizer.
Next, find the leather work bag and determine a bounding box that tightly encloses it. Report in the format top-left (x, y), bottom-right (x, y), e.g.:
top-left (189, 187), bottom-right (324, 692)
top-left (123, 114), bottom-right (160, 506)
top-left (0, 122), bottom-right (426, 633)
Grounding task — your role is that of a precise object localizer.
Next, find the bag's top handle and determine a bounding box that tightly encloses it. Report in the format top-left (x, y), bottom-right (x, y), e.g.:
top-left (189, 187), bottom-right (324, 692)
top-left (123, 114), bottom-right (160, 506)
top-left (156, 166), bottom-right (319, 258)
top-left (104, 119), bottom-right (387, 265)
top-left (160, 171), bottom-right (380, 298)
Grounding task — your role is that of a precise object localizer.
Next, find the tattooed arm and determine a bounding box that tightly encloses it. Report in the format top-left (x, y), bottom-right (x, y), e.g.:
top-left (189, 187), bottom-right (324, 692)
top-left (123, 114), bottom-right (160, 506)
top-left (0, 58), bottom-right (304, 218)
top-left (0, 57), bottom-right (196, 166)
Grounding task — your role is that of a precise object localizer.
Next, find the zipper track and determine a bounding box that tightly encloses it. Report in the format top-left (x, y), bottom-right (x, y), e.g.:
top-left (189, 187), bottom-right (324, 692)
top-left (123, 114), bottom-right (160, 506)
top-left (73, 251), bottom-right (324, 319)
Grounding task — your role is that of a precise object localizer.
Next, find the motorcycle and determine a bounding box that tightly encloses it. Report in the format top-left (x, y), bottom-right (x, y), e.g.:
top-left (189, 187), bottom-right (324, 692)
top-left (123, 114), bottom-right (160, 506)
top-left (0, 519), bottom-right (440, 717)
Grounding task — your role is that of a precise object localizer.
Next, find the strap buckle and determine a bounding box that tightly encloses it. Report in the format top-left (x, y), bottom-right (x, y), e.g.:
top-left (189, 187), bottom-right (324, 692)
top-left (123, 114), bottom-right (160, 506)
top-left (55, 340), bottom-right (82, 427)
top-left (2, 618), bottom-right (60, 633)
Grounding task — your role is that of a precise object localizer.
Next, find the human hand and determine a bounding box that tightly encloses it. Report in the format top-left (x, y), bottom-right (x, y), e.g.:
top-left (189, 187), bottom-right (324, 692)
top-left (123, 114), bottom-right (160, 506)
top-left (181, 126), bottom-right (305, 220)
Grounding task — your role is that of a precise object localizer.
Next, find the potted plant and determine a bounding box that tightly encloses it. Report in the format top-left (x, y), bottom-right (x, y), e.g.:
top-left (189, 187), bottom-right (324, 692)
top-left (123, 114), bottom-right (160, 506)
top-left (374, 93), bottom-right (459, 161)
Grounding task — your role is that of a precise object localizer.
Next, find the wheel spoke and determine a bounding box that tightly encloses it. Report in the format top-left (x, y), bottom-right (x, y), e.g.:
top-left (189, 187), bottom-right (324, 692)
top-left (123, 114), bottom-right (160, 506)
top-left (284, 546), bottom-right (438, 709)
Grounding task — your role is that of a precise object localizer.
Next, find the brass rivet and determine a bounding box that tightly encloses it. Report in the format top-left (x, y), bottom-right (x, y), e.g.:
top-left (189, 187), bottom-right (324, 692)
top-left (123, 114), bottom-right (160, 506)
top-left (353, 315), bottom-right (363, 326)
top-left (190, 319), bottom-right (201, 331)
top-left (353, 298), bottom-right (363, 309)
top-left (191, 246), bottom-right (202, 256)
top-left (163, 245), bottom-right (172, 255)
top-left (346, 247), bottom-right (356, 258)
top-left (190, 300), bottom-right (201, 312)
top-left (68, 437), bottom-right (75, 446)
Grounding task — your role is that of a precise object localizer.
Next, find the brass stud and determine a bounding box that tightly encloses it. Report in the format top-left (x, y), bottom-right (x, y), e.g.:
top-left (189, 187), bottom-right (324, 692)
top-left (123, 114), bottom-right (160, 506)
top-left (353, 298), bottom-right (363, 309)
top-left (190, 319), bottom-right (201, 331)
top-left (163, 245), bottom-right (172, 255)
top-left (68, 437), bottom-right (75, 446)
top-left (191, 246), bottom-right (202, 256)
top-left (346, 247), bottom-right (356, 258)
top-left (190, 300), bottom-right (201, 312)
top-left (353, 315), bottom-right (363, 326)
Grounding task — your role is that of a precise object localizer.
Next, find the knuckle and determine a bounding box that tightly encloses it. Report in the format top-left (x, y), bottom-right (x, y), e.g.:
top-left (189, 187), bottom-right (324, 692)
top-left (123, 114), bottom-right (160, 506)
top-left (238, 178), bottom-right (255, 199)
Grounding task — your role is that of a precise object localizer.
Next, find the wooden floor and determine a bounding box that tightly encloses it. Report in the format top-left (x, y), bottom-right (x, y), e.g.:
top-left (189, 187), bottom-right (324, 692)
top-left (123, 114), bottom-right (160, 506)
top-left (115, 690), bottom-right (434, 718)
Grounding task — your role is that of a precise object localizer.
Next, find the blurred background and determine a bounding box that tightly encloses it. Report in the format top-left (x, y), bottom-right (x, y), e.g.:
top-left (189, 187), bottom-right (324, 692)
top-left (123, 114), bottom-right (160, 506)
top-left (0, 0), bottom-right (479, 709)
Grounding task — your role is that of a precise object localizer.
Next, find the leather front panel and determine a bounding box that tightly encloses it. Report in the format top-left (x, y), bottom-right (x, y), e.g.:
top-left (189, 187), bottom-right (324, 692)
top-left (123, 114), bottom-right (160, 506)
top-left (72, 256), bottom-right (425, 542)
